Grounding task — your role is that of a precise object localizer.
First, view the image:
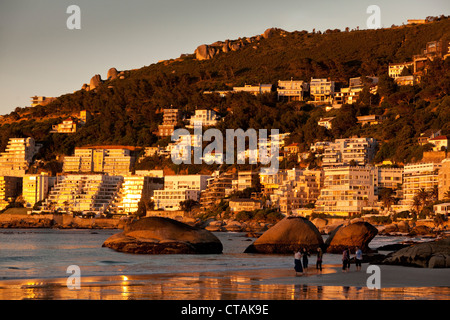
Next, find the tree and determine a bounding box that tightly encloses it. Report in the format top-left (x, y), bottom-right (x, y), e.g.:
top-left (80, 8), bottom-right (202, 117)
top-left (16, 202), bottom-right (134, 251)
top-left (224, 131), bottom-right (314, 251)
top-left (444, 189), bottom-right (450, 200)
top-left (380, 187), bottom-right (395, 211)
top-left (180, 199), bottom-right (199, 216)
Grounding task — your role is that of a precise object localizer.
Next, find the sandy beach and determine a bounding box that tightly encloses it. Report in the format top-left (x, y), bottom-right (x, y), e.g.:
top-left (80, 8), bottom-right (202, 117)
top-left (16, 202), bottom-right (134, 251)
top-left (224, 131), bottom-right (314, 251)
top-left (0, 263), bottom-right (449, 300)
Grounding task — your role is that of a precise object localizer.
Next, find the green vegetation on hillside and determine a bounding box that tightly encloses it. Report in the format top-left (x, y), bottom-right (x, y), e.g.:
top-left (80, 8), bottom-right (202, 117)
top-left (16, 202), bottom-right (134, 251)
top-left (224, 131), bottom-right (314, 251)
top-left (1, 17), bottom-right (449, 170)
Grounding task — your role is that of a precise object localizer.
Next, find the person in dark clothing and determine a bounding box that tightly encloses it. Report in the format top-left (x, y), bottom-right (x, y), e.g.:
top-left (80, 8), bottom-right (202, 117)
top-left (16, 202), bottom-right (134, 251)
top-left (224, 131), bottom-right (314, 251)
top-left (294, 250), bottom-right (303, 275)
top-left (302, 248), bottom-right (310, 270)
top-left (342, 247), bottom-right (350, 272)
top-left (316, 247), bottom-right (323, 272)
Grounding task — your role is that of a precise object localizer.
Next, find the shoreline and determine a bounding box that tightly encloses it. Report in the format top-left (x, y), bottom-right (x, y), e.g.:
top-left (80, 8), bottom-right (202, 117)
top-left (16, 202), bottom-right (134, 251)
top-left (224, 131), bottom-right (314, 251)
top-left (1, 264), bottom-right (449, 300)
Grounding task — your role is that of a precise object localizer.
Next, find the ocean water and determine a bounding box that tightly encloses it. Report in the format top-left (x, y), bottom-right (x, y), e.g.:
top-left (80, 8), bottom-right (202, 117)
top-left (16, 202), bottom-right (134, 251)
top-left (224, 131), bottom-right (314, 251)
top-left (0, 228), bottom-right (432, 281)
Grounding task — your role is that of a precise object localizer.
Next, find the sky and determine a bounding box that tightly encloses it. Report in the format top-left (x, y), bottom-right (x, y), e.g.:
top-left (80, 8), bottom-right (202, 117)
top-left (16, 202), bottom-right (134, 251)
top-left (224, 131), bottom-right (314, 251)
top-left (0, 0), bottom-right (449, 115)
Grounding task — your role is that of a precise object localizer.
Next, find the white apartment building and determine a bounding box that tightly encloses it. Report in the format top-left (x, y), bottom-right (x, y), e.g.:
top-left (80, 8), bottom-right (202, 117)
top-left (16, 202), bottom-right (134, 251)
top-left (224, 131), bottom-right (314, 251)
top-left (22, 173), bottom-right (53, 208)
top-left (373, 167), bottom-right (403, 194)
top-left (153, 175), bottom-right (211, 210)
top-left (109, 176), bottom-right (163, 215)
top-left (315, 166), bottom-right (376, 216)
top-left (0, 176), bottom-right (22, 210)
top-left (388, 62), bottom-right (414, 78)
top-left (438, 158), bottom-right (450, 200)
top-left (187, 109), bottom-right (218, 128)
top-left (321, 137), bottom-right (377, 167)
top-left (233, 84), bottom-right (272, 95)
top-left (309, 78), bottom-right (335, 103)
top-left (277, 79), bottom-right (309, 101)
top-left (42, 174), bottom-right (123, 214)
top-left (63, 146), bottom-right (136, 175)
top-left (0, 137), bottom-right (36, 177)
top-left (269, 168), bottom-right (324, 215)
top-left (402, 162), bottom-right (442, 208)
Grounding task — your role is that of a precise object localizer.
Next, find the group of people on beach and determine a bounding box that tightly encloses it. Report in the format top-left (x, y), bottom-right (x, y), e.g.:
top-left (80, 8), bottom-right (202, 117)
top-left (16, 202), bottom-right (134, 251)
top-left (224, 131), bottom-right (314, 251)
top-left (341, 246), bottom-right (363, 272)
top-left (294, 246), bottom-right (363, 275)
top-left (294, 247), bottom-right (323, 275)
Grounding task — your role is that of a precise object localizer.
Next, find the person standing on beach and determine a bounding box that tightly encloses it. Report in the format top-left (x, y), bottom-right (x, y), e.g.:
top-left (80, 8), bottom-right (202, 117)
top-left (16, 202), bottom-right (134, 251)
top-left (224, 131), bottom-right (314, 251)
top-left (316, 247), bottom-right (323, 272)
top-left (302, 248), bottom-right (310, 271)
top-left (355, 247), bottom-right (363, 271)
top-left (342, 247), bottom-right (350, 272)
top-left (294, 250), bottom-right (303, 275)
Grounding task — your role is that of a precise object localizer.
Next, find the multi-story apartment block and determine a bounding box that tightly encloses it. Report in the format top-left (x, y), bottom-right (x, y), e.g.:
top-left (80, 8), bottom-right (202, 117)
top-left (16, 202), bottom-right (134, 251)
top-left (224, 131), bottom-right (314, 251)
top-left (277, 79), bottom-right (309, 101)
top-left (229, 198), bottom-right (262, 212)
top-left (0, 137), bottom-right (36, 177)
top-left (402, 162), bottom-right (442, 208)
top-left (309, 78), bottom-right (335, 103)
top-left (229, 170), bottom-right (260, 194)
top-left (315, 166), bottom-right (376, 216)
top-left (0, 176), bottom-right (22, 210)
top-left (200, 171), bottom-right (237, 209)
top-left (357, 115), bottom-right (386, 126)
top-left (388, 62), bottom-right (414, 78)
top-left (438, 158), bottom-right (450, 201)
top-left (30, 96), bottom-right (56, 107)
top-left (413, 40), bottom-right (450, 73)
top-left (187, 109), bottom-right (218, 128)
top-left (157, 108), bottom-right (181, 137)
top-left (109, 176), bottom-right (163, 215)
top-left (51, 118), bottom-right (79, 133)
top-left (63, 146), bottom-right (137, 175)
top-left (321, 137), bottom-right (377, 167)
top-left (429, 135), bottom-right (449, 151)
top-left (153, 174), bottom-right (211, 211)
top-left (318, 117), bottom-right (335, 130)
top-left (270, 168), bottom-right (324, 215)
top-left (22, 173), bottom-right (55, 208)
top-left (372, 167), bottom-right (403, 195)
top-left (42, 174), bottom-right (123, 214)
top-left (233, 84), bottom-right (272, 95)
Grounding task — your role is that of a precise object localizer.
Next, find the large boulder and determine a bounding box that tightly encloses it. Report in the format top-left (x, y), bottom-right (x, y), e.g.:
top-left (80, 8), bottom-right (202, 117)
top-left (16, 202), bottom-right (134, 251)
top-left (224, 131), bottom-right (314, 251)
top-left (89, 74), bottom-right (102, 90)
top-left (409, 225), bottom-right (434, 236)
top-left (102, 217), bottom-right (223, 254)
top-left (244, 216), bottom-right (324, 254)
top-left (195, 44), bottom-right (219, 60)
top-left (107, 67), bottom-right (119, 80)
top-left (325, 221), bottom-right (378, 253)
top-left (311, 218), bottom-right (328, 233)
top-left (382, 238), bottom-right (450, 268)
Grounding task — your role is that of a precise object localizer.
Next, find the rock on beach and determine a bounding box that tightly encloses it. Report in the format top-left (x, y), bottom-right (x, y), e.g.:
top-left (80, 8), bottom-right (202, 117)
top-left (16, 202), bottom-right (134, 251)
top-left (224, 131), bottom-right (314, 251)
top-left (102, 217), bottom-right (223, 254)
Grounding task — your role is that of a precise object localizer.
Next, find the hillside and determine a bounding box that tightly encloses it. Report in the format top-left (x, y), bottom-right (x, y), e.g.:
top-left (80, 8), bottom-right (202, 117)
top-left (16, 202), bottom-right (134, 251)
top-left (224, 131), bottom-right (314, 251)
top-left (1, 17), bottom-right (450, 171)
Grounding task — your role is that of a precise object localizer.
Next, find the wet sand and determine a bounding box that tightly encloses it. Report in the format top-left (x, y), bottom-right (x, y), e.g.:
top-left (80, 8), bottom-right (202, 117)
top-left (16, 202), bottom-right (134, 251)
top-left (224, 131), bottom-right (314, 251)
top-left (0, 263), bottom-right (449, 300)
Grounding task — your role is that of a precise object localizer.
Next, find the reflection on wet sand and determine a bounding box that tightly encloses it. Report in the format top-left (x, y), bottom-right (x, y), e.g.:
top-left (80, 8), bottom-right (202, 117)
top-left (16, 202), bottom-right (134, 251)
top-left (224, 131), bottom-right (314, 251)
top-left (0, 266), bottom-right (449, 300)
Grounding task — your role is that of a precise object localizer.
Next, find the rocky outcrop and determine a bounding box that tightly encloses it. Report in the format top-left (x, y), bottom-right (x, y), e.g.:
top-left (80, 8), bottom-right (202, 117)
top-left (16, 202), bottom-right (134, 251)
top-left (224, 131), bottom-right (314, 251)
top-left (382, 238), bottom-right (450, 268)
top-left (107, 68), bottom-right (119, 80)
top-left (325, 221), bottom-right (378, 253)
top-left (102, 217), bottom-right (223, 254)
top-left (311, 218), bottom-right (328, 233)
top-left (89, 74), bottom-right (102, 90)
top-left (244, 216), bottom-right (324, 254)
top-left (194, 28), bottom-right (284, 60)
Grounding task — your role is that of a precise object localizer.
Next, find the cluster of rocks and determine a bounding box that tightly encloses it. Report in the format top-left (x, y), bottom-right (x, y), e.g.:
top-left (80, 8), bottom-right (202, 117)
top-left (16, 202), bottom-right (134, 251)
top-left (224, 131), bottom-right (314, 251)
top-left (382, 238), bottom-right (450, 268)
top-left (102, 216), bottom-right (450, 269)
top-left (244, 217), bottom-right (378, 254)
top-left (194, 28), bottom-right (285, 60)
top-left (202, 219), bottom-right (272, 233)
top-left (0, 218), bottom-right (54, 228)
top-left (81, 67), bottom-right (126, 91)
top-left (378, 221), bottom-right (437, 237)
